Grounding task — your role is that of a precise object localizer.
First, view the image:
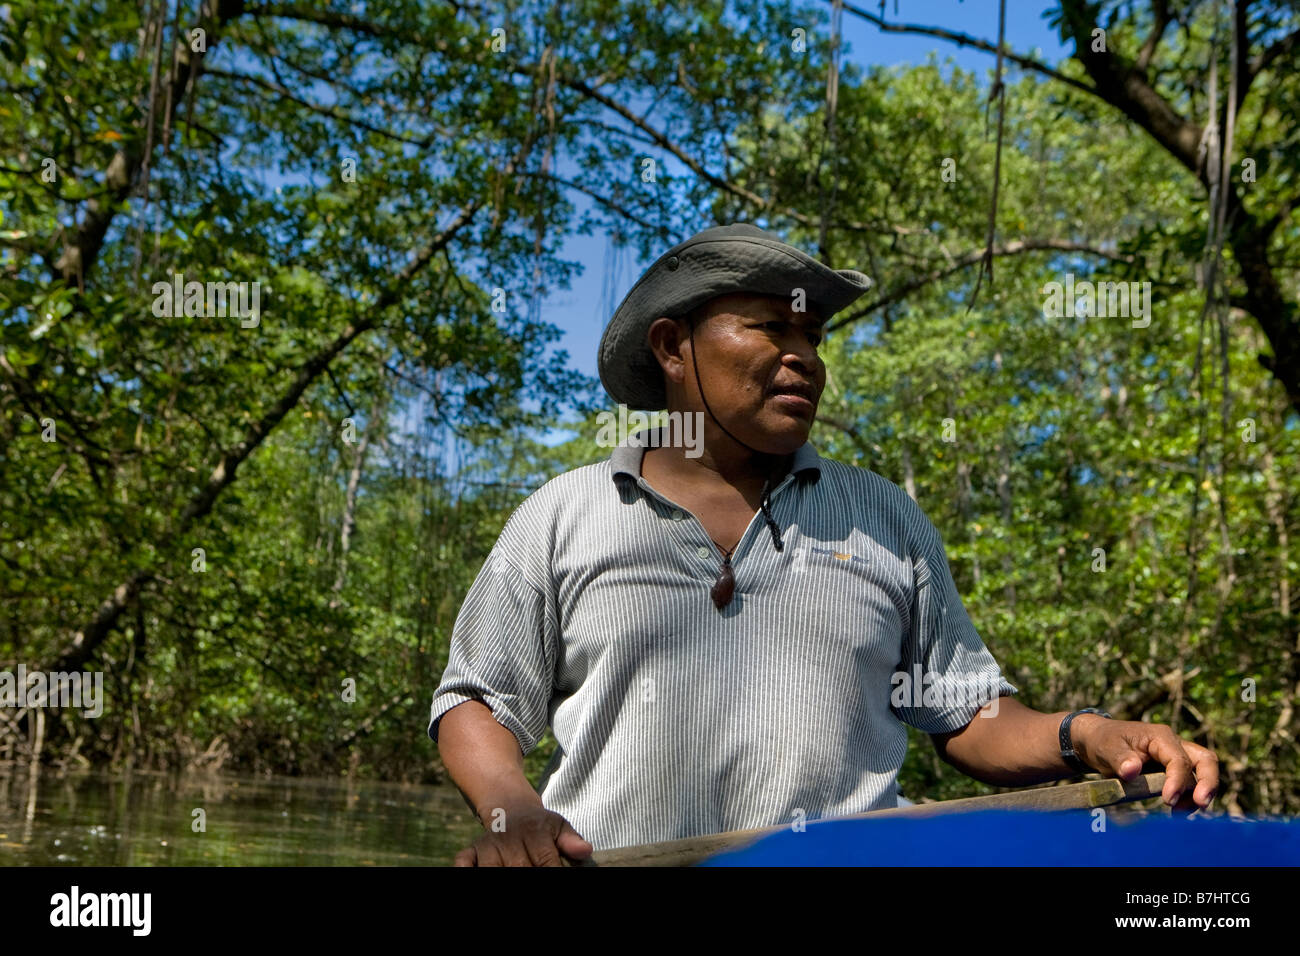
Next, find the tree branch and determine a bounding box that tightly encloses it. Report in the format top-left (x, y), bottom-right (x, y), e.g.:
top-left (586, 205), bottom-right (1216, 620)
top-left (516, 169), bottom-right (664, 234)
top-left (1057, 0), bottom-right (1204, 178)
top-left (827, 238), bottom-right (1138, 332)
top-left (1135, 0), bottom-right (1172, 72)
top-left (204, 68), bottom-right (438, 148)
top-left (836, 0), bottom-right (1098, 96)
top-left (54, 0), bottom-right (248, 286)
top-left (557, 71), bottom-right (923, 241)
top-left (1242, 25), bottom-right (1300, 112)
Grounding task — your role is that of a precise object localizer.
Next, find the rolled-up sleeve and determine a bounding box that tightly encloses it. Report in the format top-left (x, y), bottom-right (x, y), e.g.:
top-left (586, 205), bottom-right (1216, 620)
top-left (891, 520), bottom-right (1017, 733)
top-left (428, 548), bottom-right (555, 757)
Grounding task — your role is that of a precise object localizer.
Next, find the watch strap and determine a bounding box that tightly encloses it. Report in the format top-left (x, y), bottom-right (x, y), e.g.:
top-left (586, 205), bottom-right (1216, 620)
top-left (1059, 707), bottom-right (1111, 774)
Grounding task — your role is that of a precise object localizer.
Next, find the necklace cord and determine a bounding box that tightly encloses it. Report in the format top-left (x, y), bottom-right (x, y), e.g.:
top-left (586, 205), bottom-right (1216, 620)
top-left (689, 318), bottom-right (786, 553)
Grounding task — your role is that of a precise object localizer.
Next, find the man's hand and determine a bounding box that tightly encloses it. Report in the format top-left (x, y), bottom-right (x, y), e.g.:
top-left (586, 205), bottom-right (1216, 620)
top-left (438, 699), bottom-right (594, 867)
top-left (1071, 714), bottom-right (1219, 812)
top-left (453, 804), bottom-right (593, 867)
top-left (932, 696), bottom-right (1221, 807)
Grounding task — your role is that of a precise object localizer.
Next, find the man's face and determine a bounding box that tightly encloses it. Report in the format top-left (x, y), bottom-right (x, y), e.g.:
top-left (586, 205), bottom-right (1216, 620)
top-left (682, 292), bottom-right (826, 454)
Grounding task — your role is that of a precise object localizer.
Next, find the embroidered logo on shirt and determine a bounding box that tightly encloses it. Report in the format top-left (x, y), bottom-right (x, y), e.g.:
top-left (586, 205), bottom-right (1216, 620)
top-left (790, 544), bottom-right (870, 573)
top-left (810, 546), bottom-right (868, 565)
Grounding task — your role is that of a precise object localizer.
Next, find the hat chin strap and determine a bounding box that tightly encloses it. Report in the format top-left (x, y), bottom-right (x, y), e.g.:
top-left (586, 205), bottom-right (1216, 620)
top-left (686, 320), bottom-right (785, 552)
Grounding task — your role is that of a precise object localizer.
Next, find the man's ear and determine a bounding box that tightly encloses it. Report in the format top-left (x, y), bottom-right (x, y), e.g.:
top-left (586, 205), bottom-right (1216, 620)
top-left (646, 315), bottom-right (691, 388)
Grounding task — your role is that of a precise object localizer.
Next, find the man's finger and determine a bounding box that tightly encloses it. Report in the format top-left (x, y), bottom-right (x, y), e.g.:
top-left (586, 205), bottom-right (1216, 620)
top-left (1102, 745), bottom-right (1147, 781)
top-left (555, 819), bottom-right (594, 860)
top-left (1140, 731), bottom-right (1197, 805)
top-left (1179, 741), bottom-right (1220, 807)
top-left (474, 840), bottom-right (506, 868)
top-left (491, 834), bottom-right (533, 867)
top-left (453, 846), bottom-right (477, 868)
top-left (523, 830), bottom-right (564, 868)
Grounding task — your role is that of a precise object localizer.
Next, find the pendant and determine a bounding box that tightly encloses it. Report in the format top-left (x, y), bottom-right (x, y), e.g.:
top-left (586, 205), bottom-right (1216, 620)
top-left (710, 561), bottom-right (735, 609)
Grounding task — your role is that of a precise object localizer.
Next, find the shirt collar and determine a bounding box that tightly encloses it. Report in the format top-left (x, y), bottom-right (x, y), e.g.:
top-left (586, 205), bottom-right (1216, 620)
top-left (610, 424), bottom-right (822, 481)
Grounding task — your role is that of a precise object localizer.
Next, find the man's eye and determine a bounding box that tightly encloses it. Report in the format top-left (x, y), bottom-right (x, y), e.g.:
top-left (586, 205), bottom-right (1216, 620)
top-left (807, 332), bottom-right (823, 347)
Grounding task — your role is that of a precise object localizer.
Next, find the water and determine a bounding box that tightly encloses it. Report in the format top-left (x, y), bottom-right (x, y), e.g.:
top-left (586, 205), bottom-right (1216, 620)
top-left (0, 768), bottom-right (481, 866)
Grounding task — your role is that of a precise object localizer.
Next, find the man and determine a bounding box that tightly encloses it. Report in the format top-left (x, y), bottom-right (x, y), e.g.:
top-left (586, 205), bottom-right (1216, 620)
top-left (430, 223), bottom-right (1219, 867)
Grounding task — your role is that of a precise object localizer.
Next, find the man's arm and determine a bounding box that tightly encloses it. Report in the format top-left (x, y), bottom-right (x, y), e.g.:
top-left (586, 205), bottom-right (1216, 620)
top-left (931, 696), bottom-right (1219, 810)
top-left (437, 699), bottom-right (592, 866)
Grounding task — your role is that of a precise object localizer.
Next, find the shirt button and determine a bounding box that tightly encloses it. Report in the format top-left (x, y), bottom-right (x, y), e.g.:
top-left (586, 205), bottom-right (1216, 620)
top-left (672, 509), bottom-right (684, 520)
top-left (696, 546), bottom-right (710, 559)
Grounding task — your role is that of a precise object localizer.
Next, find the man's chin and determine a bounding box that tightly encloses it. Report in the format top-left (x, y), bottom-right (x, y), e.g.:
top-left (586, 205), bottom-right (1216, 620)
top-left (745, 413), bottom-right (814, 455)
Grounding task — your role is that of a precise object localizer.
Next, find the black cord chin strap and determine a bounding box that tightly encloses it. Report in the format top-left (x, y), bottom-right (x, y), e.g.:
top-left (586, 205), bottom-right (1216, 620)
top-left (758, 479), bottom-right (783, 552)
top-left (688, 319), bottom-right (785, 552)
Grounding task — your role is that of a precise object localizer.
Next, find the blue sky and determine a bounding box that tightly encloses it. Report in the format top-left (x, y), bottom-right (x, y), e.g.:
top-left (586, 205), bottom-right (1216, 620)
top-left (543, 1), bottom-right (1073, 395)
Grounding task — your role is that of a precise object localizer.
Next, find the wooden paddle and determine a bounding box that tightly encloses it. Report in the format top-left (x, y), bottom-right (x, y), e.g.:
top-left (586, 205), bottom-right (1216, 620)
top-left (574, 771), bottom-right (1167, 867)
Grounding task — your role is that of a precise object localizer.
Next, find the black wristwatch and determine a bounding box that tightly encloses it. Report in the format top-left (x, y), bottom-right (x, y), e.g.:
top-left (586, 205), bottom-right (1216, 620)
top-left (1059, 708), bottom-right (1111, 774)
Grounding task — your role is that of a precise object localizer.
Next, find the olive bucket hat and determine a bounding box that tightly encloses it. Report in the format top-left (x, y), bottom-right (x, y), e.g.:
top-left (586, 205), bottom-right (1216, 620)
top-left (598, 222), bottom-right (873, 410)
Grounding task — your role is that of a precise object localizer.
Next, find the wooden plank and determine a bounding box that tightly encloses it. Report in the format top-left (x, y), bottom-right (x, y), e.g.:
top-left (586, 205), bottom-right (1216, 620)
top-left (576, 772), bottom-right (1166, 867)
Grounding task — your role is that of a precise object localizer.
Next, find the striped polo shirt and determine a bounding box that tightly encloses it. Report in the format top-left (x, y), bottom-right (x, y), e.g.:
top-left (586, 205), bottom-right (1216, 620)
top-left (428, 428), bottom-right (1017, 851)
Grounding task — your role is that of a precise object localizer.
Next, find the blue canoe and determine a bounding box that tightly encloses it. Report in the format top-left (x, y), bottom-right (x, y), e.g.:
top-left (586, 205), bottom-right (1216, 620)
top-left (699, 808), bottom-right (1300, 866)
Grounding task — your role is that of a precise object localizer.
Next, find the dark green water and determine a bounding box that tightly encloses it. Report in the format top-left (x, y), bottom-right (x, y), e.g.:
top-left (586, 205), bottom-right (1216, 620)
top-left (0, 768), bottom-right (481, 866)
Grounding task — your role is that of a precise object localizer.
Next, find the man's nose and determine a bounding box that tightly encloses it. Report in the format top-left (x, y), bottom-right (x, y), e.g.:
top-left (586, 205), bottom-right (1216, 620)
top-left (782, 335), bottom-right (821, 374)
